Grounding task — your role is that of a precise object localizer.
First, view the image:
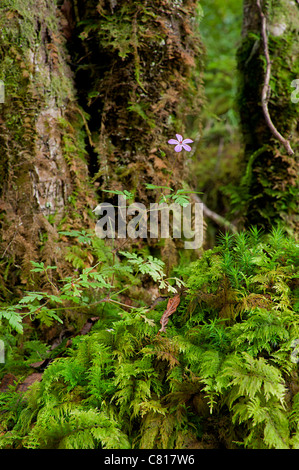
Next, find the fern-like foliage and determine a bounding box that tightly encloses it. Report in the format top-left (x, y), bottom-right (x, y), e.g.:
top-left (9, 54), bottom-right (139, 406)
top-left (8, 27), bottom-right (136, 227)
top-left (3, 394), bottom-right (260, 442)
top-left (0, 227), bottom-right (298, 449)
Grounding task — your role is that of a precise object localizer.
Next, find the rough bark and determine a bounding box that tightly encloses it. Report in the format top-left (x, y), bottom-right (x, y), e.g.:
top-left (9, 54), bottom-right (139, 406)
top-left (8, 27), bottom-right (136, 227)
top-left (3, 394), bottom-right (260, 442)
top-left (237, 0), bottom-right (299, 231)
top-left (60, 0), bottom-right (205, 269)
top-left (0, 0), bottom-right (95, 297)
top-left (69, 0), bottom-right (204, 207)
top-left (0, 0), bottom-right (204, 295)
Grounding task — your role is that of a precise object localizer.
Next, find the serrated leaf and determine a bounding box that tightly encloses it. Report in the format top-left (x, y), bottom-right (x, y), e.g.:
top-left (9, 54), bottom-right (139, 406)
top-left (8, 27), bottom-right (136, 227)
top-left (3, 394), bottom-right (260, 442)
top-left (19, 292), bottom-right (45, 303)
top-left (0, 308), bottom-right (23, 334)
top-left (145, 183), bottom-right (173, 191)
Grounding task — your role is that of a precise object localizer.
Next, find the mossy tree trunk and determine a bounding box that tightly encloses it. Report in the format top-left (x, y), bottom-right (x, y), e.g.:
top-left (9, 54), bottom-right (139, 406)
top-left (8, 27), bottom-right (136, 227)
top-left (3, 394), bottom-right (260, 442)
top-left (237, 0), bottom-right (298, 231)
top-left (0, 0), bottom-right (95, 298)
top-left (71, 0), bottom-right (203, 196)
top-left (0, 0), bottom-right (204, 296)
top-left (69, 0), bottom-right (204, 266)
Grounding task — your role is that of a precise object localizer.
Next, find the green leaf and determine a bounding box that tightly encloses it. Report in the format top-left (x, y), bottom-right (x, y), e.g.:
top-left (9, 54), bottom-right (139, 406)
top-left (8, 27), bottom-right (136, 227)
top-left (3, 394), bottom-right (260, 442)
top-left (18, 292), bottom-right (45, 304)
top-left (0, 308), bottom-right (23, 334)
top-left (30, 261), bottom-right (45, 272)
top-left (145, 183), bottom-right (173, 191)
top-left (35, 307), bottom-right (63, 326)
top-left (102, 189), bottom-right (134, 199)
top-left (171, 193), bottom-right (190, 207)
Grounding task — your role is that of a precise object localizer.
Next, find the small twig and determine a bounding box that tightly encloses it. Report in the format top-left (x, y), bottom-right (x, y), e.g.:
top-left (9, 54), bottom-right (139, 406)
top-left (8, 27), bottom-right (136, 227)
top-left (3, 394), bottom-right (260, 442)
top-left (256, 0), bottom-right (294, 155)
top-left (192, 194), bottom-right (238, 233)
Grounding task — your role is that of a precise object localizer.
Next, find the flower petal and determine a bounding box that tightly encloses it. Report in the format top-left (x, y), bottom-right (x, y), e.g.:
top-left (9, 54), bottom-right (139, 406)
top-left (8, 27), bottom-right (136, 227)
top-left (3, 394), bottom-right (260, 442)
top-left (168, 139), bottom-right (179, 145)
top-left (182, 143), bottom-right (192, 151)
top-left (174, 144), bottom-right (183, 152)
top-left (176, 134), bottom-right (183, 142)
top-left (182, 138), bottom-right (193, 144)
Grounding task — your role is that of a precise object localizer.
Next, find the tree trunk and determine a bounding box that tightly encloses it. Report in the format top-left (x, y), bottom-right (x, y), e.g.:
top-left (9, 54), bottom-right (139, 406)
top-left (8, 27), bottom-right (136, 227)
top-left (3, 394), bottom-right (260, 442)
top-left (0, 0), bottom-right (95, 297)
top-left (0, 0), bottom-right (204, 295)
top-left (236, 0), bottom-right (298, 231)
top-left (63, 0), bottom-right (204, 269)
top-left (71, 0), bottom-right (203, 198)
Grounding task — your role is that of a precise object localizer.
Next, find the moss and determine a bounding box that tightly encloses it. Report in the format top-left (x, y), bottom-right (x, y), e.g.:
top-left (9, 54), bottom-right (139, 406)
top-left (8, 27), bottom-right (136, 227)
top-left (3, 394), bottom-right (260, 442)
top-left (0, 0), bottom-right (96, 300)
top-left (72, 0), bottom-right (204, 203)
top-left (235, 0), bottom-right (299, 231)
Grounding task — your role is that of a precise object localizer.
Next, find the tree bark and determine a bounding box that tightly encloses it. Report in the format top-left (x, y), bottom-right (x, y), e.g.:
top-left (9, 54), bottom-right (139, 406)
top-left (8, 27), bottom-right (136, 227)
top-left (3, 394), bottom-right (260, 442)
top-left (0, 0), bottom-right (95, 297)
top-left (237, 0), bottom-right (299, 231)
top-left (63, 0), bottom-right (204, 269)
top-left (71, 0), bottom-right (203, 205)
top-left (0, 0), bottom-right (204, 295)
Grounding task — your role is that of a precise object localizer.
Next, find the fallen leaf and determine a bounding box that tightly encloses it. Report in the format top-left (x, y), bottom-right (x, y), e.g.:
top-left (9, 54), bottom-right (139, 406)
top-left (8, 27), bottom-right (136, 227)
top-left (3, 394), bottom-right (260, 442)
top-left (79, 316), bottom-right (99, 335)
top-left (158, 294), bottom-right (180, 333)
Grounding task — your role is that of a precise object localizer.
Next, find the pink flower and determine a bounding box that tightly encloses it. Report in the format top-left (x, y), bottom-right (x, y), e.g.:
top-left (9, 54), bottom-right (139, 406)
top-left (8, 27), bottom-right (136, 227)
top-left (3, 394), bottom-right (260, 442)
top-left (168, 134), bottom-right (193, 152)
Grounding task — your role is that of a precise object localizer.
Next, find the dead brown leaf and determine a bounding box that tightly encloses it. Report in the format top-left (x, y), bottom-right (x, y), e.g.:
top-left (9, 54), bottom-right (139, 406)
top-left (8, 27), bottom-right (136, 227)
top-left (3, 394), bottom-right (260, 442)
top-left (158, 294), bottom-right (180, 333)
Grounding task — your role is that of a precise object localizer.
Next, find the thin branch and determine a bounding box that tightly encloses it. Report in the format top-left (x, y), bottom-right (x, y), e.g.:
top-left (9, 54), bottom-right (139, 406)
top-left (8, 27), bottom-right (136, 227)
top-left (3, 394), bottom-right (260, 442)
top-left (192, 193), bottom-right (238, 233)
top-left (256, 0), bottom-right (294, 155)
